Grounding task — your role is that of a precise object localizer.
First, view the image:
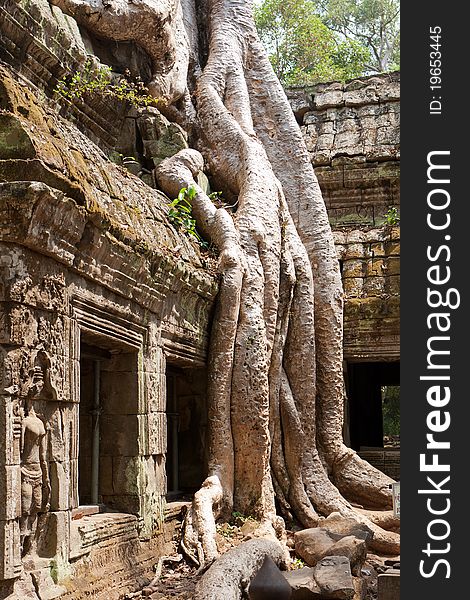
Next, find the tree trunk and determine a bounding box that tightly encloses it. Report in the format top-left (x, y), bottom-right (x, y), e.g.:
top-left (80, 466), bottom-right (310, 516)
top-left (51, 0), bottom-right (400, 568)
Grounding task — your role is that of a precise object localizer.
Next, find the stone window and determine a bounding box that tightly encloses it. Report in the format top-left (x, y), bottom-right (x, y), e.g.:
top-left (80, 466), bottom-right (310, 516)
top-left (78, 335), bottom-right (140, 514)
top-left (166, 366), bottom-right (207, 498)
top-left (345, 361), bottom-right (400, 451)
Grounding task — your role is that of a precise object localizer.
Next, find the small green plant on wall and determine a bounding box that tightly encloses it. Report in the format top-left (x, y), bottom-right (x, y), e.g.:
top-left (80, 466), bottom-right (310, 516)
top-left (384, 206), bottom-right (400, 225)
top-left (55, 59), bottom-right (162, 108)
top-left (168, 186), bottom-right (209, 249)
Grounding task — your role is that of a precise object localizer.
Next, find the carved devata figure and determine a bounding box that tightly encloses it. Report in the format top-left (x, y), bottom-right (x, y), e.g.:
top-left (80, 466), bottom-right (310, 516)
top-left (20, 360), bottom-right (51, 558)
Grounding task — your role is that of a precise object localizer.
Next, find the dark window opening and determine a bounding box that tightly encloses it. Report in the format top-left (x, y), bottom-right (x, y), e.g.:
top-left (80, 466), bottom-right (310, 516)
top-left (79, 335), bottom-right (139, 514)
top-left (166, 366), bottom-right (207, 499)
top-left (346, 361), bottom-right (400, 451)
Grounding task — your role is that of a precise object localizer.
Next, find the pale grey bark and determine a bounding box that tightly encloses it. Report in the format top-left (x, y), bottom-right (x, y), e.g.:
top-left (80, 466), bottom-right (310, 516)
top-left (194, 539), bottom-right (288, 600)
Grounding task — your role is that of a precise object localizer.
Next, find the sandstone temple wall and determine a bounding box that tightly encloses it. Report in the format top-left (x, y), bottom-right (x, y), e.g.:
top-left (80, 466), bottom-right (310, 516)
top-left (0, 1), bottom-right (217, 597)
top-left (288, 72), bottom-right (400, 364)
top-left (289, 75), bottom-right (400, 471)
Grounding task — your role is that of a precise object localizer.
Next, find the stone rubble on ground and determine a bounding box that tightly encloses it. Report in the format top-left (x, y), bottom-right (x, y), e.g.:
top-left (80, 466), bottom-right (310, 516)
top-left (294, 516), bottom-right (373, 577)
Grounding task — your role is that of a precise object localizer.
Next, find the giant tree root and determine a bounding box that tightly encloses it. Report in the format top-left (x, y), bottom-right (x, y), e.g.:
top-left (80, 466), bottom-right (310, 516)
top-left (53, 0), bottom-right (401, 568)
top-left (194, 538), bottom-right (288, 600)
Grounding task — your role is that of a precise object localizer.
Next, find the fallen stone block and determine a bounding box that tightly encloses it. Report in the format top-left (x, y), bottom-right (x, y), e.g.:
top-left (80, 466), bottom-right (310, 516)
top-left (294, 527), bottom-right (367, 575)
top-left (319, 514), bottom-right (374, 545)
top-left (377, 569), bottom-right (400, 600)
top-left (283, 567), bottom-right (321, 599)
top-left (294, 528), bottom-right (341, 566)
top-left (313, 556), bottom-right (355, 600)
top-left (30, 568), bottom-right (67, 600)
top-left (322, 535), bottom-right (367, 576)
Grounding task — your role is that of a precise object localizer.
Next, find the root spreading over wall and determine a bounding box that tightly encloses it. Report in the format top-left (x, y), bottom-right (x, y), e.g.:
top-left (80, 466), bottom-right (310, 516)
top-left (51, 0), bottom-right (400, 571)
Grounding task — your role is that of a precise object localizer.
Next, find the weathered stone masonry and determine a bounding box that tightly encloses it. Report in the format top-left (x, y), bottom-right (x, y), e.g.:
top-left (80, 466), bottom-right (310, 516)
top-left (0, 1), bottom-right (217, 597)
top-left (289, 73), bottom-right (400, 475)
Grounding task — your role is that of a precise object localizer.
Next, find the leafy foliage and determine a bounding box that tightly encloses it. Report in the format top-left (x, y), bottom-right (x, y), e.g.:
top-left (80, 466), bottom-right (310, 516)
top-left (384, 206), bottom-right (400, 225)
top-left (168, 186), bottom-right (209, 248)
top-left (254, 0), bottom-right (370, 85)
top-left (291, 557), bottom-right (306, 570)
top-left (317, 0), bottom-right (400, 72)
top-left (382, 385), bottom-right (400, 438)
top-left (55, 59), bottom-right (162, 107)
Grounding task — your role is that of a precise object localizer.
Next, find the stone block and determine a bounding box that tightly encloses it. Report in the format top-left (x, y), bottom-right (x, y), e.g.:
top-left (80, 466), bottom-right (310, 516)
top-left (303, 132), bottom-right (317, 153)
top-left (101, 493), bottom-right (141, 515)
top-left (366, 259), bottom-right (384, 277)
top-left (317, 515), bottom-right (373, 544)
top-left (99, 455), bottom-right (114, 496)
top-left (322, 536), bottom-right (367, 576)
top-left (356, 104), bottom-right (379, 118)
top-left (313, 556), bottom-right (354, 600)
top-left (384, 241), bottom-right (400, 256)
top-left (38, 511), bottom-right (69, 560)
top-left (386, 275), bottom-right (400, 295)
top-left (100, 370), bottom-right (140, 415)
top-left (343, 278), bottom-right (363, 298)
top-left (370, 242), bottom-right (385, 258)
top-left (303, 113), bottom-right (319, 126)
top-left (319, 120), bottom-right (335, 134)
top-left (334, 132), bottom-right (361, 151)
top-left (362, 276), bottom-right (384, 295)
top-left (48, 410), bottom-right (67, 462)
top-left (344, 88), bottom-right (378, 107)
top-left (101, 352), bottom-right (138, 373)
top-left (8, 305), bottom-right (39, 347)
top-left (316, 134), bottom-right (335, 151)
top-left (283, 567), bottom-right (321, 599)
top-left (0, 519), bottom-right (22, 580)
top-left (295, 528), bottom-right (339, 566)
top-left (249, 556), bottom-right (292, 599)
top-left (342, 260), bottom-right (364, 279)
top-left (112, 456), bottom-right (141, 496)
top-left (360, 127), bottom-right (377, 146)
top-left (377, 127), bottom-right (399, 146)
top-left (100, 414), bottom-right (139, 456)
top-left (49, 461), bottom-right (71, 511)
top-left (377, 570), bottom-right (400, 600)
top-left (294, 528), bottom-right (368, 576)
top-left (154, 454), bottom-right (167, 494)
top-left (314, 90), bottom-right (344, 109)
top-left (312, 150), bottom-right (331, 166)
top-left (332, 231), bottom-right (347, 245)
top-left (30, 568), bottom-right (67, 599)
top-left (336, 118), bottom-right (358, 134)
top-left (0, 304), bottom-right (11, 342)
top-left (0, 465), bottom-right (21, 520)
top-left (2, 572), bottom-right (37, 599)
top-left (385, 257), bottom-right (400, 276)
top-left (148, 412), bottom-right (166, 455)
top-left (146, 371), bottom-right (165, 413)
top-left (346, 231), bottom-right (366, 244)
top-left (344, 243), bottom-right (367, 259)
top-left (0, 394), bottom-right (21, 466)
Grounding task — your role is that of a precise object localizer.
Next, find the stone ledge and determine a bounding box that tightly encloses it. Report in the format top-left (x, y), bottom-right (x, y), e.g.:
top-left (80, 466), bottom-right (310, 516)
top-left (69, 512), bottom-right (139, 560)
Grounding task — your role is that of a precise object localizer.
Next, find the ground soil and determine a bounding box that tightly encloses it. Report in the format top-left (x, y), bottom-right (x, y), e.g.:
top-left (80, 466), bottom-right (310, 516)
top-left (123, 518), bottom-right (397, 599)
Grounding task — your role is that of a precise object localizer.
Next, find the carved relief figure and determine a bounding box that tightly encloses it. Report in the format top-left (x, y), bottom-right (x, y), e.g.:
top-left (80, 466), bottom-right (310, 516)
top-left (20, 366), bottom-right (51, 557)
